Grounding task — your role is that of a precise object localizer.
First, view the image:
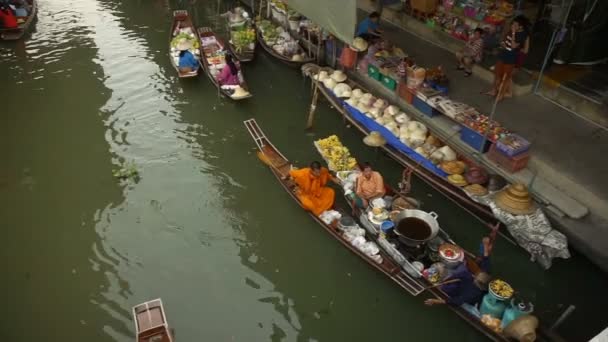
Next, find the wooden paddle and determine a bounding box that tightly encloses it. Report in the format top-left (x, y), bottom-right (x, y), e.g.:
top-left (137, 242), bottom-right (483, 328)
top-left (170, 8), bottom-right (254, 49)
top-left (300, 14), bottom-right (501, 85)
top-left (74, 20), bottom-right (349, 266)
top-left (423, 278), bottom-right (461, 293)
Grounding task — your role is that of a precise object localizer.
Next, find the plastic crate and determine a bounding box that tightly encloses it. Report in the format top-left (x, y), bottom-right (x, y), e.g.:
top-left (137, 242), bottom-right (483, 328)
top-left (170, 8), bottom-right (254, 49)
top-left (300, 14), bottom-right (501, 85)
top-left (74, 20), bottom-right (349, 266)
top-left (413, 96), bottom-right (440, 117)
top-left (368, 64), bottom-right (381, 81)
top-left (487, 144), bottom-right (530, 173)
top-left (460, 125), bottom-right (492, 152)
top-left (381, 74), bottom-right (397, 91)
top-left (495, 134), bottom-right (531, 157)
top-left (397, 82), bottom-right (415, 104)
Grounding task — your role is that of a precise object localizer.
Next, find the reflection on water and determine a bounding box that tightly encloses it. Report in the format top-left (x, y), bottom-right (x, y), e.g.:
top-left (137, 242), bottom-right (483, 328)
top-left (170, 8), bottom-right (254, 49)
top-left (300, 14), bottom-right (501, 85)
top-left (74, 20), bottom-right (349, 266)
top-left (1, 0), bottom-right (607, 341)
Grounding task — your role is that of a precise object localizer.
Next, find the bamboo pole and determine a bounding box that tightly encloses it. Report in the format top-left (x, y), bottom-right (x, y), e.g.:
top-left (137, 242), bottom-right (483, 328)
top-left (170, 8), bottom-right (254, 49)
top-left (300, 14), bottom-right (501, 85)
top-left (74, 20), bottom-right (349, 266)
top-left (306, 80), bottom-right (320, 129)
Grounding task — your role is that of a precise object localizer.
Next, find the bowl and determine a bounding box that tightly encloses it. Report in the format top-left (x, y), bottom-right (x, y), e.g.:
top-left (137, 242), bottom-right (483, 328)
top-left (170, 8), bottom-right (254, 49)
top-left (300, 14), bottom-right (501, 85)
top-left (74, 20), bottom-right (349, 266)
top-left (489, 279), bottom-right (514, 300)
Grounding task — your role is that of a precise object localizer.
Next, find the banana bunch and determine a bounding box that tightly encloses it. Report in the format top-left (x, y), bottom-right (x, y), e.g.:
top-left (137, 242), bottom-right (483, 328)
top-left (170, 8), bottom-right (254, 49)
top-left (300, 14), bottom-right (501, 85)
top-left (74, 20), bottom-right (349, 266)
top-left (316, 135), bottom-right (358, 171)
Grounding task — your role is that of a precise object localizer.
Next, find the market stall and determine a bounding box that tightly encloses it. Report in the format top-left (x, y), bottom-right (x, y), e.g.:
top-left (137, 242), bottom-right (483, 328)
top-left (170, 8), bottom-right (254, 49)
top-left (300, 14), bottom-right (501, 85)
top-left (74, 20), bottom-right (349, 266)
top-left (308, 67), bottom-right (570, 268)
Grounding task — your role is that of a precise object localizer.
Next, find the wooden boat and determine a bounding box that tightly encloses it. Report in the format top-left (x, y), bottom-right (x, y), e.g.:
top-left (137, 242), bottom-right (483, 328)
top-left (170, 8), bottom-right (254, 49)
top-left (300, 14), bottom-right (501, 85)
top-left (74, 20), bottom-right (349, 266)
top-left (0, 0), bottom-right (37, 41)
top-left (225, 16), bottom-right (256, 62)
top-left (304, 67), bottom-right (503, 235)
top-left (169, 10), bottom-right (199, 78)
top-left (197, 27), bottom-right (252, 101)
top-left (244, 118), bottom-right (427, 296)
top-left (133, 298), bottom-right (173, 342)
top-left (256, 21), bottom-right (314, 68)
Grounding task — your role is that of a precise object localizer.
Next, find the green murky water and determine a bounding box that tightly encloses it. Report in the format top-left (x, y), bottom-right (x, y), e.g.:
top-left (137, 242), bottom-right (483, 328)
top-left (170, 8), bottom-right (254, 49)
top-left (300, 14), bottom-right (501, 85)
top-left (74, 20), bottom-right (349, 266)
top-left (1, 0), bottom-right (607, 341)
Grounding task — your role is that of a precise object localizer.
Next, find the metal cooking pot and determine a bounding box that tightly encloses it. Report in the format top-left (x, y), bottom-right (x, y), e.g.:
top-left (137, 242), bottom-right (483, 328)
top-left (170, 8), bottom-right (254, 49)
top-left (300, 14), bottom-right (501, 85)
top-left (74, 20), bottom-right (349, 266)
top-left (393, 209), bottom-right (439, 246)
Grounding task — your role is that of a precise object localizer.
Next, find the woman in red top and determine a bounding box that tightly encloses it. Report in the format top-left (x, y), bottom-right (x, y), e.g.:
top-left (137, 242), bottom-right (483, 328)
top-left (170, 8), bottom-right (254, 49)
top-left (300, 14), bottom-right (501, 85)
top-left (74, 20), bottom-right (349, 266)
top-left (0, 5), bottom-right (18, 29)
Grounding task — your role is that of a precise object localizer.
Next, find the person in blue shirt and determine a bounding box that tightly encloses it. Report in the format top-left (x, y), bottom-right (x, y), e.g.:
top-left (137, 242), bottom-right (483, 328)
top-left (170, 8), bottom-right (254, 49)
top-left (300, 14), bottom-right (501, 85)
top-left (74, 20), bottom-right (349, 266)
top-left (176, 38), bottom-right (199, 73)
top-left (424, 237), bottom-right (492, 308)
top-left (356, 12), bottom-right (382, 42)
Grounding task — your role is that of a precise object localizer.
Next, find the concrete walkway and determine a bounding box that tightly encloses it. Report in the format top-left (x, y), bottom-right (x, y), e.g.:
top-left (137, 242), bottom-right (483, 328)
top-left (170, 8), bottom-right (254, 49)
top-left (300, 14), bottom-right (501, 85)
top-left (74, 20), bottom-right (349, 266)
top-left (355, 2), bottom-right (608, 272)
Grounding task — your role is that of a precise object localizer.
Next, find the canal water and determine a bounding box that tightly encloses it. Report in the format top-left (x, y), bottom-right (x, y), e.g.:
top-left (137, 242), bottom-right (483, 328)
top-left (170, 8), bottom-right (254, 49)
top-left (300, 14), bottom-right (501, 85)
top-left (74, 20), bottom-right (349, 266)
top-left (1, 0), bottom-right (607, 341)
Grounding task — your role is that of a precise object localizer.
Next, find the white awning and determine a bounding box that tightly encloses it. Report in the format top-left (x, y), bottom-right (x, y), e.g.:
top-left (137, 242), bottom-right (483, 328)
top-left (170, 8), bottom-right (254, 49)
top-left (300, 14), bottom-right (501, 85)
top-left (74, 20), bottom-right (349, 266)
top-left (284, 0), bottom-right (356, 44)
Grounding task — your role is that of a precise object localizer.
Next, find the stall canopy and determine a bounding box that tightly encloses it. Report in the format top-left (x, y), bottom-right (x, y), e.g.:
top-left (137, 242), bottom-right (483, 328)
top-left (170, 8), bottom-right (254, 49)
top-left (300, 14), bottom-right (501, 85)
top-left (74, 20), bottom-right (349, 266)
top-left (285, 0), bottom-right (357, 44)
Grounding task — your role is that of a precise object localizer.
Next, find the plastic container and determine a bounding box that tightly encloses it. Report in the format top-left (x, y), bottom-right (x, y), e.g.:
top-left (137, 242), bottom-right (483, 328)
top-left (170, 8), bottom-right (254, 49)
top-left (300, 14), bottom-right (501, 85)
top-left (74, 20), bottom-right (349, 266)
top-left (480, 293), bottom-right (507, 319)
top-left (460, 125), bottom-right (492, 152)
top-left (496, 134), bottom-right (531, 157)
top-left (381, 75), bottom-right (397, 91)
top-left (413, 96), bottom-right (440, 117)
top-left (398, 82), bottom-right (415, 104)
top-left (487, 144), bottom-right (530, 173)
top-left (368, 64), bottom-right (381, 81)
top-left (502, 299), bottom-right (534, 329)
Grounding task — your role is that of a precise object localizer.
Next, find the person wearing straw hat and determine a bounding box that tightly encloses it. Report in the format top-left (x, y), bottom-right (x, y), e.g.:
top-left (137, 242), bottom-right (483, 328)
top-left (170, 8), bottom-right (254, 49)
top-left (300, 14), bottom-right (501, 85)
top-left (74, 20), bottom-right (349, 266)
top-left (353, 162), bottom-right (385, 208)
top-left (425, 238), bottom-right (493, 308)
top-left (176, 38), bottom-right (199, 73)
top-left (284, 161), bottom-right (338, 216)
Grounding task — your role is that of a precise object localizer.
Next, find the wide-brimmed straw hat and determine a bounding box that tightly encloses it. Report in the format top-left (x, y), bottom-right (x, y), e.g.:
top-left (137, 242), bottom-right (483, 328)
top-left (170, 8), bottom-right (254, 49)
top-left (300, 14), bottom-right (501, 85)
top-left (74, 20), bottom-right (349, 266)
top-left (373, 99), bottom-right (387, 109)
top-left (176, 38), bottom-right (193, 51)
top-left (350, 37), bottom-right (369, 52)
top-left (330, 70), bottom-right (347, 82)
top-left (333, 83), bottom-right (352, 98)
top-left (363, 131), bottom-right (386, 147)
top-left (440, 160), bottom-right (466, 175)
top-left (465, 166), bottom-right (489, 185)
top-left (494, 183), bottom-right (536, 215)
top-left (464, 183), bottom-right (489, 196)
top-left (447, 174), bottom-right (468, 187)
top-left (351, 88), bottom-right (364, 99)
top-left (231, 86), bottom-right (250, 99)
top-left (323, 78), bottom-right (337, 90)
top-left (314, 70), bottom-right (329, 82)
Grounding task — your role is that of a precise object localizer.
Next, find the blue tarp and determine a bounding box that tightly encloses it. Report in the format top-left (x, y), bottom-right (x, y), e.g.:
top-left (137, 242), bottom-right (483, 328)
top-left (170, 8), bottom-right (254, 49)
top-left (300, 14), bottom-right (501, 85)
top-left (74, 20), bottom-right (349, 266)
top-left (342, 102), bottom-right (449, 178)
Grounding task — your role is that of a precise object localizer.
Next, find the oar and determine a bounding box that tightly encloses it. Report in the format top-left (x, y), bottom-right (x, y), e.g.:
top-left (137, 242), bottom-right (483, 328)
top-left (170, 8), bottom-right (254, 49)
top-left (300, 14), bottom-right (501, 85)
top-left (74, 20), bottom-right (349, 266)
top-left (422, 278), bottom-right (461, 293)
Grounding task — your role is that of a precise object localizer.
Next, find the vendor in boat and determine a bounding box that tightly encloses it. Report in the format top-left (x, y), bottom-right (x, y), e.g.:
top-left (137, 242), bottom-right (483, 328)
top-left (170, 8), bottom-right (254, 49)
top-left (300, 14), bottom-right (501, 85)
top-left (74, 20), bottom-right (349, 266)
top-left (0, 4), bottom-right (17, 29)
top-left (217, 54), bottom-right (240, 86)
top-left (356, 12), bottom-right (383, 42)
top-left (354, 162), bottom-right (385, 208)
top-left (285, 161), bottom-right (338, 217)
top-left (424, 237), bottom-right (492, 308)
top-left (176, 38), bottom-right (199, 73)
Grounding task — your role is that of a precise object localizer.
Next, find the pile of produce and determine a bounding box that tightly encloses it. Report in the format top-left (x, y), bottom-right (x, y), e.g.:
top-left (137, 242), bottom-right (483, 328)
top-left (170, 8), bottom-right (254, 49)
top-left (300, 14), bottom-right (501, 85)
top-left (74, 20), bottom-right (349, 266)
top-left (489, 279), bottom-right (514, 299)
top-left (481, 315), bottom-right (503, 333)
top-left (231, 28), bottom-right (255, 52)
top-left (315, 135), bottom-right (357, 171)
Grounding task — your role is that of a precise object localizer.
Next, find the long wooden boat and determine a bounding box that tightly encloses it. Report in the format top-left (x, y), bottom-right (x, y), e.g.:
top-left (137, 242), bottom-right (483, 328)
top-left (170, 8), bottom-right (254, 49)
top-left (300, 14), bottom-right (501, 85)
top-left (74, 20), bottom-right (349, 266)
top-left (304, 67), bottom-right (503, 235)
top-left (245, 118), bottom-right (428, 296)
top-left (133, 298), bottom-right (173, 342)
top-left (169, 10), bottom-right (199, 78)
top-left (256, 22), bottom-right (314, 68)
top-left (197, 27), bottom-right (252, 101)
top-left (225, 17), bottom-right (256, 62)
top-left (0, 0), bottom-right (37, 41)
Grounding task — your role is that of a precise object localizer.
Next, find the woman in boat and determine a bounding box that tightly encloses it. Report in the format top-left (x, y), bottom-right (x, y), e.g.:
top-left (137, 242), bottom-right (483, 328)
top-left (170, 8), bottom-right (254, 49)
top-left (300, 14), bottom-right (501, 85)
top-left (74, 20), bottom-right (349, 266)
top-left (424, 237), bottom-right (492, 308)
top-left (176, 38), bottom-right (199, 73)
top-left (285, 161), bottom-right (337, 216)
top-left (217, 54), bottom-right (240, 86)
top-left (353, 162), bottom-right (385, 208)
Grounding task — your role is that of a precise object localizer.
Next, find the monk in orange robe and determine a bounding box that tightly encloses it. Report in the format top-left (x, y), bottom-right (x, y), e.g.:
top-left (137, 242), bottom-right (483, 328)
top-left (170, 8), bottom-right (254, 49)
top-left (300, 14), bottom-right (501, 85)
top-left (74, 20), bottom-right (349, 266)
top-left (288, 161), bottom-right (336, 216)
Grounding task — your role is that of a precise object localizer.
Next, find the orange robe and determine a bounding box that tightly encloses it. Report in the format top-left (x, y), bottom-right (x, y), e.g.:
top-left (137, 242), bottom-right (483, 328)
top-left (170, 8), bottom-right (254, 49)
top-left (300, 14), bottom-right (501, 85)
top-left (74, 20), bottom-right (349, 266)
top-left (289, 167), bottom-right (335, 216)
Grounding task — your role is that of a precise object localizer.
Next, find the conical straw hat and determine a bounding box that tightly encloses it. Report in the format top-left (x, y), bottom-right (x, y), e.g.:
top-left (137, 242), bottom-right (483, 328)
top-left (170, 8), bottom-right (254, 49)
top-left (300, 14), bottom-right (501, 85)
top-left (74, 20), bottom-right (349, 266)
top-left (231, 86), bottom-right (251, 99)
top-left (330, 70), bottom-right (347, 82)
top-left (351, 88), bottom-right (364, 99)
top-left (447, 174), bottom-right (468, 187)
top-left (464, 184), bottom-right (488, 196)
top-left (440, 160), bottom-right (466, 175)
top-left (350, 37), bottom-right (369, 52)
top-left (494, 183), bottom-right (536, 215)
top-left (314, 70), bottom-right (329, 81)
top-left (363, 131), bottom-right (386, 147)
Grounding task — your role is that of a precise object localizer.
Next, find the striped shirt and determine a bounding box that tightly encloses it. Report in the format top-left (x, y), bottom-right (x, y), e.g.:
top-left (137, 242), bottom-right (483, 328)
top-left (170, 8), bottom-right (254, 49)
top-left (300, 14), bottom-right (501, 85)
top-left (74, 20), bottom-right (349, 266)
top-left (464, 37), bottom-right (484, 63)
